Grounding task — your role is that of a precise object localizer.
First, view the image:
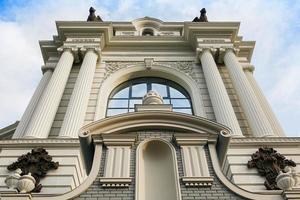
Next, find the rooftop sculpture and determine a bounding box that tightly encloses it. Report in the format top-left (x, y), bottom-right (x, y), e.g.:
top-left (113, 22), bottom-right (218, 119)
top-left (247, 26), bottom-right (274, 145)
top-left (193, 8), bottom-right (208, 22)
top-left (87, 7), bottom-right (103, 22)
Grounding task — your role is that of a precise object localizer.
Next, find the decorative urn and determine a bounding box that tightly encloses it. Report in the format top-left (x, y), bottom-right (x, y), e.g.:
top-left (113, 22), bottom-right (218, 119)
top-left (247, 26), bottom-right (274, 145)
top-left (17, 173), bottom-right (36, 193)
top-left (142, 90), bottom-right (163, 105)
top-left (276, 167), bottom-right (295, 191)
top-left (5, 168), bottom-right (22, 190)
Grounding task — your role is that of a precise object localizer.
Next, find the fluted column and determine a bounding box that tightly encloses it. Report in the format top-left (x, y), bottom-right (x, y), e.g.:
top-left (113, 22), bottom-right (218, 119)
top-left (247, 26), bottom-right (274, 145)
top-left (223, 48), bottom-right (274, 137)
top-left (23, 48), bottom-right (75, 138)
top-left (13, 66), bottom-right (54, 138)
top-left (59, 48), bottom-right (99, 138)
top-left (243, 65), bottom-right (285, 136)
top-left (199, 48), bottom-right (243, 136)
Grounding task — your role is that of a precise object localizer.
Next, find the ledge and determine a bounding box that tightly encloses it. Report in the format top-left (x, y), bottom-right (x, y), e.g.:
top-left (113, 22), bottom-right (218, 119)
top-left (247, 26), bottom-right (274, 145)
top-left (99, 177), bottom-right (132, 188)
top-left (229, 137), bottom-right (300, 147)
top-left (0, 139), bottom-right (80, 148)
top-left (182, 176), bottom-right (213, 187)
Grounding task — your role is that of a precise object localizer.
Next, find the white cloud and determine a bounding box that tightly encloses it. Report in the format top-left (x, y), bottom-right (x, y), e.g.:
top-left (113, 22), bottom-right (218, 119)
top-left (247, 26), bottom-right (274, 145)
top-left (0, 0), bottom-right (299, 136)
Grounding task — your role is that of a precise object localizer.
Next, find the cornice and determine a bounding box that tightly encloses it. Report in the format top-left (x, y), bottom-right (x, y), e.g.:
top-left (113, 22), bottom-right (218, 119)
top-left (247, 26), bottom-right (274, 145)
top-left (0, 139), bottom-right (80, 148)
top-left (229, 137), bottom-right (300, 147)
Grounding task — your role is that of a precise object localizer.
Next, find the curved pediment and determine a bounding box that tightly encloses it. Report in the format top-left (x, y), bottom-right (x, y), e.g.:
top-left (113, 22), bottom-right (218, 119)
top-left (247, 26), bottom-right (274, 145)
top-left (79, 110), bottom-right (231, 138)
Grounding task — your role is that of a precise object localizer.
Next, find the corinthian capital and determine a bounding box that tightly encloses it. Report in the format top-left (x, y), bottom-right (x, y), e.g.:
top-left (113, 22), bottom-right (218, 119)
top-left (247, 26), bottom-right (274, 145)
top-left (217, 47), bottom-right (240, 63)
top-left (57, 45), bottom-right (80, 63)
top-left (80, 45), bottom-right (101, 57)
top-left (196, 47), bottom-right (217, 57)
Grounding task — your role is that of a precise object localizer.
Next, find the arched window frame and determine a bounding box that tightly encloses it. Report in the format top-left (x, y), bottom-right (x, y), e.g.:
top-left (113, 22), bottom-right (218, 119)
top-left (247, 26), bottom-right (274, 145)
top-left (106, 77), bottom-right (193, 117)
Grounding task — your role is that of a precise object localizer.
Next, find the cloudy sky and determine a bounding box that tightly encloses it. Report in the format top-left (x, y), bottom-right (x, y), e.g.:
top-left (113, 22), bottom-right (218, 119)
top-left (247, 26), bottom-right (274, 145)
top-left (0, 0), bottom-right (299, 136)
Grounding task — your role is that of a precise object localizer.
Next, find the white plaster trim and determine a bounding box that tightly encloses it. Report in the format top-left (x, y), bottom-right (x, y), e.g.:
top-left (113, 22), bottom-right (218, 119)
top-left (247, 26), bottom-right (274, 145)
top-left (181, 177), bottom-right (213, 187)
top-left (99, 177), bottom-right (132, 187)
top-left (208, 144), bottom-right (282, 200)
top-left (135, 138), bottom-right (182, 200)
top-left (94, 63), bottom-right (206, 120)
top-left (31, 144), bottom-right (102, 200)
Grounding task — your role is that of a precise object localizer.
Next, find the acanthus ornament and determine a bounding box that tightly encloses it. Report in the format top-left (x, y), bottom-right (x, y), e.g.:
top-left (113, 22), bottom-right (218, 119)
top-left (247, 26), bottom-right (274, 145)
top-left (247, 147), bottom-right (296, 190)
top-left (7, 147), bottom-right (59, 193)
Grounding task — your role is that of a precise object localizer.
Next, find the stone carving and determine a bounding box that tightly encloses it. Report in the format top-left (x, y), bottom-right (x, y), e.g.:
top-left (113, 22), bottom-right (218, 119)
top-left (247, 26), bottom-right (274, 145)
top-left (7, 147), bottom-right (59, 193)
top-left (5, 168), bottom-right (22, 190)
top-left (142, 90), bottom-right (164, 104)
top-left (87, 7), bottom-right (103, 22)
top-left (276, 166), bottom-right (300, 190)
top-left (248, 147), bottom-right (296, 190)
top-left (193, 8), bottom-right (208, 22)
top-left (17, 173), bottom-right (36, 193)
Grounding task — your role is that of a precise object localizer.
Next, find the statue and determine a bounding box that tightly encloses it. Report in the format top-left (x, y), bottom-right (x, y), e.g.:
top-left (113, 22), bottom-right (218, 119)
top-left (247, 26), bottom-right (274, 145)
top-left (193, 8), bottom-right (208, 22)
top-left (87, 7), bottom-right (103, 22)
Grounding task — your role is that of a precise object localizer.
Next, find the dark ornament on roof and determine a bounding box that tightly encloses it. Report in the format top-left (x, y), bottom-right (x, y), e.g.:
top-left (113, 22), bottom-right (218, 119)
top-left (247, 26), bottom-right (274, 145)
top-left (193, 8), bottom-right (208, 22)
top-left (247, 147), bottom-right (296, 190)
top-left (87, 7), bottom-right (103, 22)
top-left (7, 147), bottom-right (59, 193)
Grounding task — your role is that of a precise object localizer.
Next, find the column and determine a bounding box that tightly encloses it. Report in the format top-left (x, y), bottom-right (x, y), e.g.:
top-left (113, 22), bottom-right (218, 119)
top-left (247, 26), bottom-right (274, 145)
top-left (243, 65), bottom-right (285, 136)
top-left (59, 48), bottom-right (99, 138)
top-left (223, 48), bottom-right (274, 137)
top-left (23, 48), bottom-right (75, 138)
top-left (13, 66), bottom-right (54, 138)
top-left (199, 48), bottom-right (243, 136)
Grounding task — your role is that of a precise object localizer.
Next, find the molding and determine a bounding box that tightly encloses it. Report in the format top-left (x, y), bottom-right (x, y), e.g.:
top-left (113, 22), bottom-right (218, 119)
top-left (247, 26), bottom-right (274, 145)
top-left (181, 177), bottom-right (213, 187)
top-left (99, 178), bottom-right (132, 188)
top-left (0, 139), bottom-right (80, 148)
top-left (102, 134), bottom-right (136, 146)
top-left (229, 137), bottom-right (300, 147)
top-left (173, 134), bottom-right (209, 145)
top-left (208, 144), bottom-right (282, 200)
top-left (282, 190), bottom-right (300, 199)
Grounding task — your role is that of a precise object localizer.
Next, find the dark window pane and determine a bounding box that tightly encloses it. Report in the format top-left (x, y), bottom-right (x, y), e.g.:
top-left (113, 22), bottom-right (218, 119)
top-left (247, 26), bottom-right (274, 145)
top-left (170, 87), bottom-right (185, 98)
top-left (107, 109), bottom-right (128, 116)
top-left (108, 99), bottom-right (128, 108)
top-left (171, 99), bottom-right (190, 107)
top-left (173, 109), bottom-right (192, 114)
top-left (132, 83), bottom-right (147, 97)
top-left (129, 99), bottom-right (143, 108)
top-left (152, 83), bottom-right (167, 97)
top-left (113, 87), bottom-right (129, 98)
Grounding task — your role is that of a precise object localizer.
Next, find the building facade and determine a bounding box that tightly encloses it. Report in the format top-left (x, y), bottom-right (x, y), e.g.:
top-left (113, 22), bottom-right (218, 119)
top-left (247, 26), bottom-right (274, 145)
top-left (0, 13), bottom-right (300, 200)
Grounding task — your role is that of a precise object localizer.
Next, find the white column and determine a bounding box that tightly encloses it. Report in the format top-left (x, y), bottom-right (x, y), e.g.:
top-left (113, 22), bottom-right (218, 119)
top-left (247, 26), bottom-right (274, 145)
top-left (13, 66), bottom-right (54, 138)
top-left (243, 65), bottom-right (285, 136)
top-left (199, 48), bottom-right (243, 136)
top-left (23, 48), bottom-right (75, 138)
top-left (223, 48), bottom-right (274, 137)
top-left (59, 48), bottom-right (99, 138)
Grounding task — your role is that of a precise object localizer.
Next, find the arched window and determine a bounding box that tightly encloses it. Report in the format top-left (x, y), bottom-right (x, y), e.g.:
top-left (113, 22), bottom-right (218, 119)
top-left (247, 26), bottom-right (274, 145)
top-left (106, 78), bottom-right (193, 116)
top-left (142, 28), bottom-right (154, 36)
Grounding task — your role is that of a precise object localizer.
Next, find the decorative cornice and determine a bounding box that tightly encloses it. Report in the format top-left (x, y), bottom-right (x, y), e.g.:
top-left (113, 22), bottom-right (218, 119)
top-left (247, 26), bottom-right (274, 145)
top-left (182, 177), bottom-right (213, 187)
top-left (229, 137), bottom-right (300, 147)
top-left (102, 134), bottom-right (136, 146)
top-left (99, 177), bottom-right (132, 188)
top-left (173, 133), bottom-right (209, 145)
top-left (0, 139), bottom-right (80, 148)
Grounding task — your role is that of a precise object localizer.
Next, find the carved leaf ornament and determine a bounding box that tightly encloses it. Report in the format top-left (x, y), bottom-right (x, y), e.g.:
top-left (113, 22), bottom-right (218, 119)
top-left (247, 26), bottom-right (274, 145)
top-left (7, 147), bottom-right (59, 192)
top-left (248, 147), bottom-right (296, 190)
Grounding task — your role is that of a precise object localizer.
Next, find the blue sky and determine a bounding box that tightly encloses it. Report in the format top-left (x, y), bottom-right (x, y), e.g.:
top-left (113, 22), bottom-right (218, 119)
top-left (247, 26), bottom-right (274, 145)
top-left (0, 0), bottom-right (299, 136)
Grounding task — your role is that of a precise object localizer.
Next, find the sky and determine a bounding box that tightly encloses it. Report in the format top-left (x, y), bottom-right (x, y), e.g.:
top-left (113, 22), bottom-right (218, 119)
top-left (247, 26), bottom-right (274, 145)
top-left (0, 0), bottom-right (299, 136)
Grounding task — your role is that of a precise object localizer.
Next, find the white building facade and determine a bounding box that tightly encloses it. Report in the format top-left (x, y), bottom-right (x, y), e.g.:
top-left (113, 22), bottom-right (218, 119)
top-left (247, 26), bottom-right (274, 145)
top-left (0, 15), bottom-right (300, 200)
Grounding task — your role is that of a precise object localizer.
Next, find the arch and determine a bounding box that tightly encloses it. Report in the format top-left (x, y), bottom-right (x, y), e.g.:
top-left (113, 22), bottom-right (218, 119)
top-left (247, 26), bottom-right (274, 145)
top-left (135, 138), bottom-right (182, 200)
top-left (94, 63), bottom-right (206, 120)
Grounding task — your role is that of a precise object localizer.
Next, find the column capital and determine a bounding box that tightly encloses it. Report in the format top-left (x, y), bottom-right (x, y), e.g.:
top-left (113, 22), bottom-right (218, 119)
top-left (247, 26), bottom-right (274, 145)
top-left (241, 63), bottom-right (255, 72)
top-left (57, 45), bottom-right (80, 63)
top-left (196, 47), bottom-right (217, 57)
top-left (218, 47), bottom-right (240, 64)
top-left (80, 45), bottom-right (101, 58)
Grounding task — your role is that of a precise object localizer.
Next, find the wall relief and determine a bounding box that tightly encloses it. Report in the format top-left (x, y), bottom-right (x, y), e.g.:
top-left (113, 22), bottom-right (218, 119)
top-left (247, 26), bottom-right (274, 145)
top-left (247, 147), bottom-right (296, 190)
top-left (7, 147), bottom-right (59, 193)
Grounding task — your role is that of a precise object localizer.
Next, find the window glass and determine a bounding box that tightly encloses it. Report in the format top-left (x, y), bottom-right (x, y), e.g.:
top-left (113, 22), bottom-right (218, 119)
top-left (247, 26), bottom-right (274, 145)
top-left (113, 87), bottom-right (129, 98)
top-left (108, 99), bottom-right (128, 108)
top-left (132, 83), bottom-right (147, 97)
top-left (152, 83), bottom-right (167, 97)
top-left (170, 87), bottom-right (185, 98)
top-left (106, 78), bottom-right (193, 117)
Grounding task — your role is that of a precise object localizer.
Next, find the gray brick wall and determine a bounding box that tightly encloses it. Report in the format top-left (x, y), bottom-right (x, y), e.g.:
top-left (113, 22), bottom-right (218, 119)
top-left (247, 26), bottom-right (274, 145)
top-left (75, 131), bottom-right (245, 200)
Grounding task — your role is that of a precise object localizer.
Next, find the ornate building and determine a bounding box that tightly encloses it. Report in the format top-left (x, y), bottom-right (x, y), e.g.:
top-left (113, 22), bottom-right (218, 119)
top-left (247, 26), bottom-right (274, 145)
top-left (1, 8), bottom-right (300, 200)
